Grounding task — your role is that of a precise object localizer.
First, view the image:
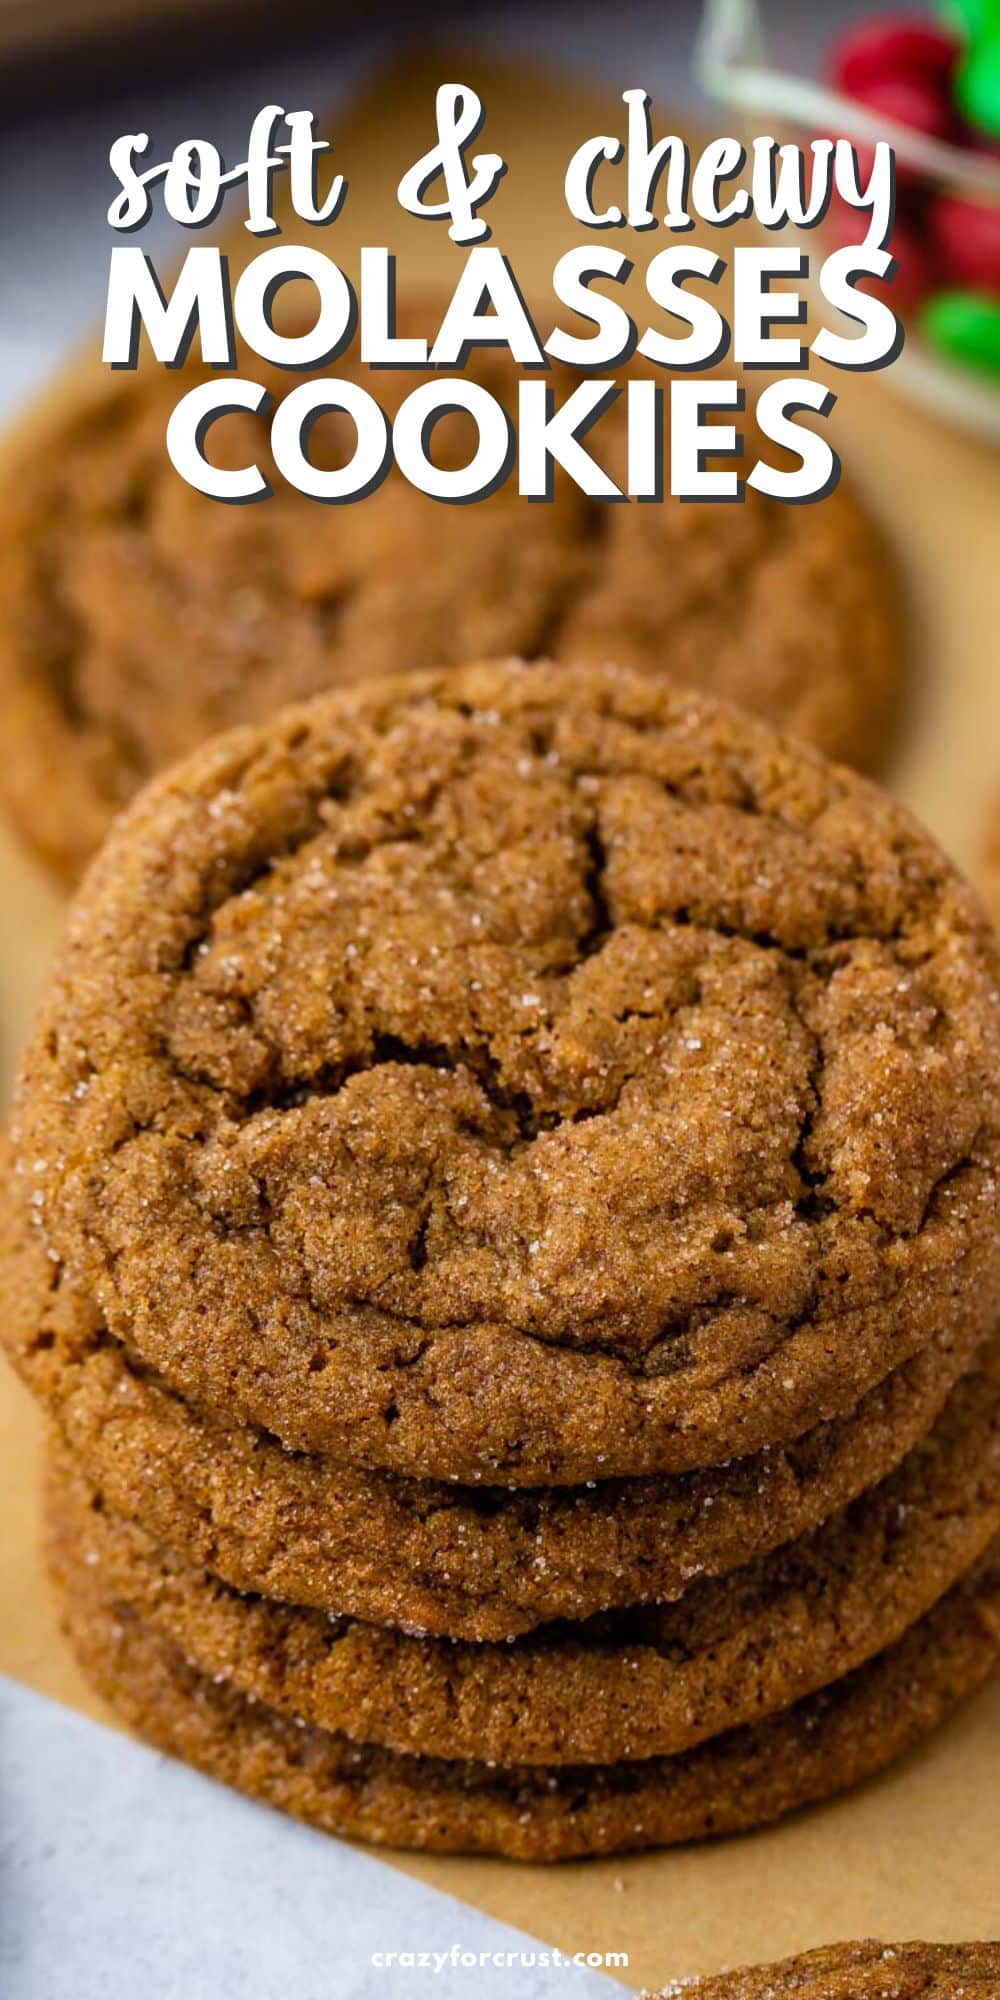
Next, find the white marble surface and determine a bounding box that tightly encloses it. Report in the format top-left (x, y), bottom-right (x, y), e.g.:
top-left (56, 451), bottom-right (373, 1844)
top-left (0, 1676), bottom-right (620, 1999)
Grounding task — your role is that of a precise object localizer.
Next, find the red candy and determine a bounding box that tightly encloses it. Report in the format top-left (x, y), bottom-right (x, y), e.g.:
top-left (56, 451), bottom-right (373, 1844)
top-left (825, 18), bottom-right (961, 190)
top-left (830, 17), bottom-right (960, 97)
top-left (847, 70), bottom-right (958, 144)
top-left (822, 8), bottom-right (1000, 358)
top-left (930, 195), bottom-right (1000, 292)
top-left (825, 193), bottom-right (932, 312)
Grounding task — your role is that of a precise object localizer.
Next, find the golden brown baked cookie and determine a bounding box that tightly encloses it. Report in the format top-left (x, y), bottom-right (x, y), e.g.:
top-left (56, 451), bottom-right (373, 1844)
top-left (44, 1329), bottom-right (1000, 1764)
top-left (2, 1170), bottom-right (986, 1640)
top-left (13, 662), bottom-right (1000, 1486)
top-left (647, 1939), bottom-right (1000, 1997)
top-left (48, 1516), bottom-right (1000, 1861)
top-left (0, 327), bottom-right (903, 881)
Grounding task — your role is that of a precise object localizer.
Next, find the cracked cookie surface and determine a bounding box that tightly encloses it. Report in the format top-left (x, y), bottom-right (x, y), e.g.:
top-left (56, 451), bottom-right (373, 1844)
top-left (47, 1513), bottom-right (1000, 1860)
top-left (45, 1330), bottom-right (1000, 1763)
top-left (0, 327), bottom-right (902, 880)
top-left (13, 661), bottom-right (1000, 1483)
top-left (1, 1164), bottom-right (987, 1638)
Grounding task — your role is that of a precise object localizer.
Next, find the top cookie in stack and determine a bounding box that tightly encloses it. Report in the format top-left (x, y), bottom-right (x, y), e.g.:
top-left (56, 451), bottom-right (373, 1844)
top-left (6, 659), bottom-right (1000, 1860)
top-left (0, 322), bottom-right (902, 882)
top-left (13, 659), bottom-right (998, 1485)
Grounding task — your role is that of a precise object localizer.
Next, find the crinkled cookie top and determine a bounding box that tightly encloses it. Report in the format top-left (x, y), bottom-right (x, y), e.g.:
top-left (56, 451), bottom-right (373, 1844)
top-left (13, 661), bottom-right (1000, 1482)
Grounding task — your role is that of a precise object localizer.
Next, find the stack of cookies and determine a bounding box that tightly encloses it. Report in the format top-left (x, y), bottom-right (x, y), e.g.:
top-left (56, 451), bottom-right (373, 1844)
top-left (3, 659), bottom-right (1000, 1861)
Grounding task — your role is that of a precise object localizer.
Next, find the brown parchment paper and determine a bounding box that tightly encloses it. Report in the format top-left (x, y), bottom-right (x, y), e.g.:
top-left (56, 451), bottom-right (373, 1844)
top-left (1, 50), bottom-right (999, 1994)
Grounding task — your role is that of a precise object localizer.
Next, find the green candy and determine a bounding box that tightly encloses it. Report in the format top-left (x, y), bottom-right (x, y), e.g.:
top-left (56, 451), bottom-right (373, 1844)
top-left (943, 0), bottom-right (1000, 42)
top-left (955, 32), bottom-right (1000, 135)
top-left (922, 289), bottom-right (1000, 373)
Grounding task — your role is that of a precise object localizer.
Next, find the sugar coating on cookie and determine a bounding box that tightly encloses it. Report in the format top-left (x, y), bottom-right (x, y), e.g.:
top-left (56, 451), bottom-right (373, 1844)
top-left (0, 329), bottom-right (902, 879)
top-left (13, 661), bottom-right (1000, 1483)
top-left (43, 1334), bottom-right (1000, 1765)
top-left (44, 1513), bottom-right (1000, 1860)
top-left (2, 1163), bottom-right (987, 1640)
top-left (645, 1938), bottom-right (1000, 1997)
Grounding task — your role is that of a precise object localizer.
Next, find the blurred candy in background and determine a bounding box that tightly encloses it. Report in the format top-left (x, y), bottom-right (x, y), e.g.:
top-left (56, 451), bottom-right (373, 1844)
top-left (828, 9), bottom-right (1000, 369)
top-left (701, 0), bottom-right (1000, 431)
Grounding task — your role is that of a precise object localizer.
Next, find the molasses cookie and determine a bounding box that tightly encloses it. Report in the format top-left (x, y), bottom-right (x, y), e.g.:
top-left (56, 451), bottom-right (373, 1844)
top-left (0, 329), bottom-right (902, 881)
top-left (47, 1518), bottom-right (1000, 1861)
top-left (2, 1171), bottom-right (986, 1640)
top-left (44, 1332), bottom-right (1000, 1763)
top-left (648, 1939), bottom-right (1000, 1997)
top-left (13, 662), bottom-right (1000, 1484)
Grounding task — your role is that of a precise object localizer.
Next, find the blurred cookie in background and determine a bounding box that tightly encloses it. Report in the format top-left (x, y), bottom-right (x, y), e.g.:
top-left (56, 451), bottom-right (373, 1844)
top-left (0, 312), bottom-right (904, 881)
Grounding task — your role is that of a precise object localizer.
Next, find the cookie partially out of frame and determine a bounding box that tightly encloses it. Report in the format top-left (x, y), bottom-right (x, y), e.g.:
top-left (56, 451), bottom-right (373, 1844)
top-left (48, 1514), bottom-right (1000, 1862)
top-left (45, 1327), bottom-right (1000, 1764)
top-left (0, 319), bottom-right (903, 881)
top-left (2, 1167), bottom-right (985, 1641)
top-left (13, 664), bottom-right (1000, 1486)
top-left (648, 1938), bottom-right (1000, 1997)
